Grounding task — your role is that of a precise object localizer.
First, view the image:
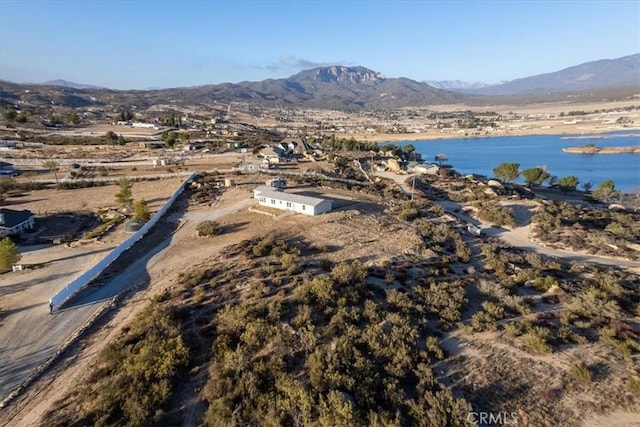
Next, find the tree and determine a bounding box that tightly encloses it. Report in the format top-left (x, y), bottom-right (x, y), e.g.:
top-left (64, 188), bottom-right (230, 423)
top-left (493, 162), bottom-right (520, 182)
top-left (556, 176), bottom-right (579, 193)
top-left (117, 134), bottom-right (127, 146)
top-left (67, 110), bottom-right (80, 125)
top-left (115, 178), bottom-right (134, 207)
top-left (2, 109), bottom-right (17, 121)
top-left (434, 154), bottom-right (448, 166)
top-left (42, 160), bottom-right (60, 184)
top-left (582, 181), bottom-right (592, 193)
top-left (133, 198), bottom-right (150, 223)
top-left (522, 167), bottom-right (551, 186)
top-left (118, 110), bottom-right (134, 122)
top-left (0, 237), bottom-right (21, 270)
top-left (162, 132), bottom-right (179, 148)
top-left (592, 179), bottom-right (619, 203)
top-left (402, 144), bottom-right (415, 154)
top-left (105, 130), bottom-right (119, 145)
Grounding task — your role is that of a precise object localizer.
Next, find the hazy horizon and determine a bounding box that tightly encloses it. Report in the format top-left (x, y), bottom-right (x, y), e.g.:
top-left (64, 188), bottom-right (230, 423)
top-left (1, 1), bottom-right (638, 90)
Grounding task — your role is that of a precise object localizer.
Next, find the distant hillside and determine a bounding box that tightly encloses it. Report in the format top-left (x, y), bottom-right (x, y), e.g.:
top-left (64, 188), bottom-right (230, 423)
top-left (1, 56), bottom-right (638, 113)
top-left (41, 79), bottom-right (103, 90)
top-left (469, 54), bottom-right (640, 95)
top-left (424, 80), bottom-right (494, 90)
top-left (0, 66), bottom-right (463, 111)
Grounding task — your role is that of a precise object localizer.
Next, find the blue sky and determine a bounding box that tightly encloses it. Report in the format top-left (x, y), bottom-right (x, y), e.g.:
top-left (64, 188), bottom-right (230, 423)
top-left (1, 0), bottom-right (638, 89)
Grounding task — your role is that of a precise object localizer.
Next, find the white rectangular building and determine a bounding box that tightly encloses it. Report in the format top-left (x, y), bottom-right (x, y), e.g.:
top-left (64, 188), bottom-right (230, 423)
top-left (252, 186), bottom-right (332, 216)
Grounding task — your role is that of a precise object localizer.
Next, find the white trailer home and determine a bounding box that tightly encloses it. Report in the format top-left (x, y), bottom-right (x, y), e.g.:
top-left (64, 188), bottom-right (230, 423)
top-left (252, 186), bottom-right (332, 216)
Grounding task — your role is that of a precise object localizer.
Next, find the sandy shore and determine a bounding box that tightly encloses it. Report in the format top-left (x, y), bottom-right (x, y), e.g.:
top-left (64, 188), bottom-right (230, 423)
top-left (346, 124), bottom-right (640, 143)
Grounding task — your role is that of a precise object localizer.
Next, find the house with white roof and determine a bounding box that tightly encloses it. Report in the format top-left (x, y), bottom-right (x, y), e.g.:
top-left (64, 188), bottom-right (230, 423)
top-left (252, 186), bottom-right (332, 216)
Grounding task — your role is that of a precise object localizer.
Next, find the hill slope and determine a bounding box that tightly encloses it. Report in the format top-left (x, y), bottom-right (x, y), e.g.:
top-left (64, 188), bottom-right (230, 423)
top-left (470, 53), bottom-right (640, 95)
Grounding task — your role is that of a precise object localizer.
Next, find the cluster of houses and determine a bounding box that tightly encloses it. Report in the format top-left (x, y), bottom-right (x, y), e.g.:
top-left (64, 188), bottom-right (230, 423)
top-left (255, 137), bottom-right (316, 165)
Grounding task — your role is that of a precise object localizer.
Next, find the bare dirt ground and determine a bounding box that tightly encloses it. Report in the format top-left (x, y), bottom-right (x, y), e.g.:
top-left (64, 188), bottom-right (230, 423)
top-left (0, 183), bottom-right (390, 425)
top-left (0, 177), bottom-right (186, 407)
top-left (6, 177), bottom-right (185, 215)
top-left (2, 178), bottom-right (639, 426)
top-left (345, 99), bottom-right (640, 142)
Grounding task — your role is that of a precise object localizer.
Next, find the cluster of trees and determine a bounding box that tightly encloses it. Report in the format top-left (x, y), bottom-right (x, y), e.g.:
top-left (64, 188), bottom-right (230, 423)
top-left (2, 108), bottom-right (29, 123)
top-left (493, 162), bottom-right (619, 199)
top-left (162, 113), bottom-right (182, 127)
top-left (115, 178), bottom-right (150, 222)
top-left (161, 131), bottom-right (190, 147)
top-left (116, 110), bottom-right (135, 122)
top-left (320, 135), bottom-right (379, 152)
top-left (493, 162), bottom-right (577, 190)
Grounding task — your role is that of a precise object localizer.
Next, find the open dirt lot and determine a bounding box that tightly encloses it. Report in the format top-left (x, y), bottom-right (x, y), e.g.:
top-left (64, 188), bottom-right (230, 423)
top-left (0, 177), bottom-right (187, 404)
top-left (6, 177), bottom-right (186, 216)
top-left (0, 182), bottom-right (393, 425)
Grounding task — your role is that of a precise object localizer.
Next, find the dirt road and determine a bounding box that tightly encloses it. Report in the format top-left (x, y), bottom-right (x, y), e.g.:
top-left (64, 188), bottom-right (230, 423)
top-left (376, 171), bottom-right (640, 271)
top-left (437, 200), bottom-right (640, 271)
top-left (0, 242), bottom-right (118, 402)
top-left (0, 188), bottom-right (255, 413)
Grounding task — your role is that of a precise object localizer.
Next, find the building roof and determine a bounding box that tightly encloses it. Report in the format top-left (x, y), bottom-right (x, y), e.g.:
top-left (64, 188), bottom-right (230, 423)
top-left (0, 208), bottom-right (35, 228)
top-left (258, 147), bottom-right (282, 158)
top-left (253, 186), bottom-right (329, 207)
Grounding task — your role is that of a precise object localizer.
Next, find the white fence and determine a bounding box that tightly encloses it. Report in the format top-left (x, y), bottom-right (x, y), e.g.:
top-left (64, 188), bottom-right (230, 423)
top-left (49, 173), bottom-right (196, 311)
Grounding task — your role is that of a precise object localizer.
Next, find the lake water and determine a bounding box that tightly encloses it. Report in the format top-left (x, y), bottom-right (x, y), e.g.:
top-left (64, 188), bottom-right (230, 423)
top-left (391, 132), bottom-right (640, 193)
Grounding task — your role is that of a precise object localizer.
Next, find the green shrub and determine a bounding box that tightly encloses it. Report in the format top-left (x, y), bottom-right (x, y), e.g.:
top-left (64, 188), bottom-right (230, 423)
top-left (196, 220), bottom-right (219, 237)
top-left (628, 377), bottom-right (640, 395)
top-left (523, 332), bottom-right (553, 354)
top-left (533, 276), bottom-right (558, 293)
top-left (570, 362), bottom-right (592, 384)
top-left (503, 320), bottom-right (530, 337)
top-left (472, 201), bottom-right (517, 228)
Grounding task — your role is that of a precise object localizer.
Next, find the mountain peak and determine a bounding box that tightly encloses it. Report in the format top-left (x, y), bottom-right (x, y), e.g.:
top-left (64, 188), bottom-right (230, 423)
top-left (294, 66), bottom-right (386, 86)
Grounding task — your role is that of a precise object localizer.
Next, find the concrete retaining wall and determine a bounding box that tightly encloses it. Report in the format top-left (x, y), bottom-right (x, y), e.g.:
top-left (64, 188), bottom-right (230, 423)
top-left (49, 173), bottom-right (196, 310)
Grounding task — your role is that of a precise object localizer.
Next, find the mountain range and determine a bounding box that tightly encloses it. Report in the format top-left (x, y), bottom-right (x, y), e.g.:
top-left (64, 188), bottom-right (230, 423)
top-left (41, 79), bottom-right (103, 90)
top-left (423, 80), bottom-right (495, 90)
top-left (462, 53), bottom-right (639, 95)
top-left (1, 54), bottom-right (638, 111)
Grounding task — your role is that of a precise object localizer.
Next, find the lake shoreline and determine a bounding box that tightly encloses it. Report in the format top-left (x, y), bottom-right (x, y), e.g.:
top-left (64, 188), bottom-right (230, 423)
top-left (389, 133), bottom-right (639, 193)
top-left (348, 125), bottom-right (640, 143)
top-left (562, 145), bottom-right (640, 154)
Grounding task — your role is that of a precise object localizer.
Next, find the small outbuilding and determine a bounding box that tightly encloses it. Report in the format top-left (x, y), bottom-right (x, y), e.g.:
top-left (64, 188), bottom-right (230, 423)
top-left (252, 186), bottom-right (332, 216)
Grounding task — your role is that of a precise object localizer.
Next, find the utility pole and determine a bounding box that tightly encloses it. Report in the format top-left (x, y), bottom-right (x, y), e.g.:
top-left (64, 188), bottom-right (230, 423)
top-left (411, 176), bottom-right (416, 200)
